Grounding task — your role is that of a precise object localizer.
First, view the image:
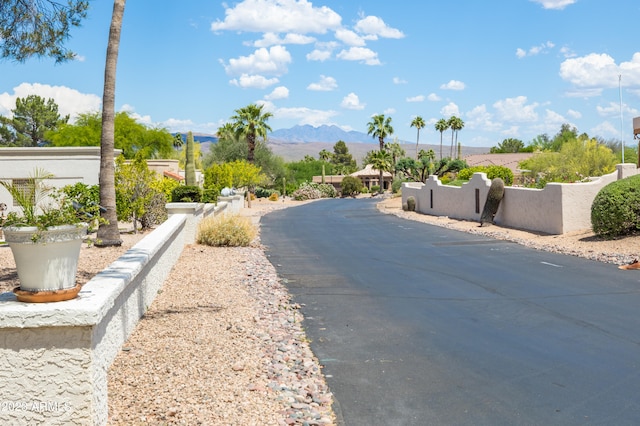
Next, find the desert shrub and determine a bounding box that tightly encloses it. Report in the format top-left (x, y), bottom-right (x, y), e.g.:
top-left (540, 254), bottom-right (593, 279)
top-left (171, 185), bottom-right (202, 202)
top-left (391, 177), bottom-right (407, 194)
top-left (269, 192), bottom-right (279, 201)
top-left (202, 188), bottom-right (218, 203)
top-left (370, 185), bottom-right (380, 194)
top-left (457, 165), bottom-right (514, 185)
top-left (255, 187), bottom-right (279, 199)
top-left (197, 214), bottom-right (256, 247)
top-left (291, 182), bottom-right (336, 200)
top-left (341, 176), bottom-right (362, 197)
top-left (591, 174), bottom-right (640, 238)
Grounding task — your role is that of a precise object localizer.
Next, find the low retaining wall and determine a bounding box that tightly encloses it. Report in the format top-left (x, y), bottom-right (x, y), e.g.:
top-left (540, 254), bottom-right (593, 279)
top-left (0, 195), bottom-right (243, 425)
top-left (402, 164), bottom-right (640, 235)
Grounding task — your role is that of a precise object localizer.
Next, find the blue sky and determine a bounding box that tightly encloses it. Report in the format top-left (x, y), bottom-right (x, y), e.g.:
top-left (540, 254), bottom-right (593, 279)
top-left (1, 0), bottom-right (639, 148)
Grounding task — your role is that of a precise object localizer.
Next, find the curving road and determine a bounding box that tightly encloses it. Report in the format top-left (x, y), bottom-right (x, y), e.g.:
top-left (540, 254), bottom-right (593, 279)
top-left (260, 198), bottom-right (640, 426)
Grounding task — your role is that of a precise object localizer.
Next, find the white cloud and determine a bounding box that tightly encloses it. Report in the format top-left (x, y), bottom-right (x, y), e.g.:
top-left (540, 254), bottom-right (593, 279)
top-left (229, 74), bottom-right (279, 89)
top-left (254, 32), bottom-right (316, 47)
top-left (406, 95), bottom-right (425, 103)
top-left (336, 47), bottom-right (380, 65)
top-left (493, 96), bottom-right (539, 122)
top-left (334, 28), bottom-right (366, 47)
top-left (341, 92), bottom-right (365, 110)
top-left (211, 0), bottom-right (342, 34)
top-left (0, 83), bottom-right (101, 122)
top-left (516, 41), bottom-right (555, 58)
top-left (559, 52), bottom-right (640, 89)
top-left (567, 109), bottom-right (582, 119)
top-left (222, 45), bottom-right (292, 76)
top-left (383, 107), bottom-right (395, 115)
top-left (274, 106), bottom-right (338, 126)
top-left (531, 0), bottom-right (576, 10)
top-left (591, 120), bottom-right (618, 138)
top-left (427, 93), bottom-right (441, 101)
top-left (440, 102), bottom-right (460, 118)
top-left (264, 86), bottom-right (290, 100)
top-left (466, 104), bottom-right (501, 132)
top-left (393, 77), bottom-right (407, 84)
top-left (307, 75), bottom-right (337, 91)
top-left (440, 80), bottom-right (465, 90)
top-left (306, 49), bottom-right (332, 61)
top-left (354, 15), bottom-right (404, 39)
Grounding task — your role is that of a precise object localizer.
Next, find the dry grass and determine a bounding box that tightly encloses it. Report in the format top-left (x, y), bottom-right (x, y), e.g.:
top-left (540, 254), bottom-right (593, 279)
top-left (196, 214), bottom-right (257, 247)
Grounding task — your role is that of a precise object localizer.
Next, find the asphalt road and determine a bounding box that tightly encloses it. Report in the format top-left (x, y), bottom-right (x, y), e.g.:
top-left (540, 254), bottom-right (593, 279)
top-left (260, 198), bottom-right (640, 426)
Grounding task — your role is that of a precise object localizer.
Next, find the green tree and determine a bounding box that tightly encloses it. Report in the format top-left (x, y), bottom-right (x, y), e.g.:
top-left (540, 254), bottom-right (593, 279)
top-left (448, 116), bottom-right (464, 159)
top-left (340, 176), bottom-right (362, 197)
top-left (0, 0), bottom-right (89, 63)
top-left (519, 136), bottom-right (617, 186)
top-left (0, 95), bottom-right (69, 146)
top-left (490, 138), bottom-right (525, 153)
top-left (386, 140), bottom-right (405, 177)
top-left (319, 149), bottom-right (332, 162)
top-left (230, 103), bottom-right (273, 164)
top-left (331, 140), bottom-right (357, 174)
top-left (97, 0), bottom-right (126, 247)
top-left (114, 154), bottom-right (166, 232)
top-left (435, 118), bottom-right (449, 160)
top-left (410, 116), bottom-right (425, 160)
top-left (367, 149), bottom-right (393, 191)
top-left (367, 114), bottom-right (394, 193)
top-left (47, 111), bottom-right (173, 159)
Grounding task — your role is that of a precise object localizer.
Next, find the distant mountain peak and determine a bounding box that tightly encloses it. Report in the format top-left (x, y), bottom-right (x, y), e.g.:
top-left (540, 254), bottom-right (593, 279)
top-left (270, 124), bottom-right (373, 143)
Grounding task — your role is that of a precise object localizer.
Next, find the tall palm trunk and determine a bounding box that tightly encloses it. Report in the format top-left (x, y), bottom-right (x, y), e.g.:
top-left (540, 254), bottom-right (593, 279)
top-left (97, 0), bottom-right (125, 247)
top-left (415, 129), bottom-right (420, 160)
top-left (450, 129), bottom-right (454, 159)
top-left (378, 136), bottom-right (384, 193)
top-left (439, 132), bottom-right (443, 160)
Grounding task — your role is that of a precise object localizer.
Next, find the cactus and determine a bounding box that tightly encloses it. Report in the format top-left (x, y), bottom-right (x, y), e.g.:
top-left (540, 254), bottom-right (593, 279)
top-left (406, 196), bottom-right (416, 212)
top-left (480, 178), bottom-right (504, 226)
top-left (185, 131), bottom-right (196, 186)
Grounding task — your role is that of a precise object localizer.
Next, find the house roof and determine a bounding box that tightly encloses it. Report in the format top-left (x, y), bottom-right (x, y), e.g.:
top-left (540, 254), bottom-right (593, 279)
top-left (463, 153), bottom-right (535, 173)
top-left (350, 164), bottom-right (392, 178)
top-left (163, 170), bottom-right (185, 181)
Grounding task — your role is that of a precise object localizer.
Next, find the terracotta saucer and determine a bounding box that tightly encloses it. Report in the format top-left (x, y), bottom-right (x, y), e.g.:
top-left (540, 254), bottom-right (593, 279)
top-left (13, 284), bottom-right (82, 303)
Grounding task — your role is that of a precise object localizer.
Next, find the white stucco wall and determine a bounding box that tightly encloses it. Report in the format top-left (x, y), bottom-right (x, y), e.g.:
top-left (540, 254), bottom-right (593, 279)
top-left (0, 196), bottom-right (242, 425)
top-left (402, 164), bottom-right (640, 235)
top-left (0, 147), bottom-right (120, 216)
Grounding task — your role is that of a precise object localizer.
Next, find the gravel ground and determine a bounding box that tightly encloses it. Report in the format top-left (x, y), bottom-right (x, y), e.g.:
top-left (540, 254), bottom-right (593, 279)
top-left (2, 196), bottom-right (640, 425)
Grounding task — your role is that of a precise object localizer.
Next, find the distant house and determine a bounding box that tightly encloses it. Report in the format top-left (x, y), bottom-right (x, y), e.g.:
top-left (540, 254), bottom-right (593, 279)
top-left (463, 153), bottom-right (535, 174)
top-left (312, 164), bottom-right (393, 193)
top-left (0, 148), bottom-right (190, 217)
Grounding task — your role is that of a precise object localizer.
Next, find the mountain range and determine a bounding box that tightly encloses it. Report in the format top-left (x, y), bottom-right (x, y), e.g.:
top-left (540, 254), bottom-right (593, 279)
top-left (177, 125), bottom-right (491, 163)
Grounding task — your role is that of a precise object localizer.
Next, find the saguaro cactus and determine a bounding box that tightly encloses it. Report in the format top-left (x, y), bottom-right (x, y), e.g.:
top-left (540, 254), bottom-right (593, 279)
top-left (480, 178), bottom-right (505, 226)
top-left (185, 131), bottom-right (196, 186)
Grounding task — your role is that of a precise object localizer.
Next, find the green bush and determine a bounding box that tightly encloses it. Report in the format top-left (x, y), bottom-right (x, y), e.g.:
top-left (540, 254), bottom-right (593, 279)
top-left (406, 196), bottom-right (416, 211)
top-left (457, 165), bottom-right (513, 185)
top-left (197, 214), bottom-right (256, 247)
top-left (591, 174), bottom-right (640, 238)
top-left (202, 188), bottom-right (218, 204)
top-left (370, 185), bottom-right (380, 194)
top-left (340, 176), bottom-right (362, 197)
top-left (171, 185), bottom-right (202, 202)
top-left (391, 177), bottom-right (407, 194)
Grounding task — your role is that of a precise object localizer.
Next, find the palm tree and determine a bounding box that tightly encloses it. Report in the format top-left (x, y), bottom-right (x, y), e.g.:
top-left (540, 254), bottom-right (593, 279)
top-left (435, 118), bottom-right (448, 160)
top-left (230, 103), bottom-right (273, 164)
top-left (410, 116), bottom-right (425, 160)
top-left (97, 0), bottom-right (126, 247)
top-left (319, 149), bottom-right (332, 162)
top-left (449, 116), bottom-right (465, 159)
top-left (367, 114), bottom-right (394, 193)
top-left (386, 140), bottom-right (405, 178)
top-left (368, 150), bottom-right (393, 190)
top-left (172, 133), bottom-right (184, 149)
